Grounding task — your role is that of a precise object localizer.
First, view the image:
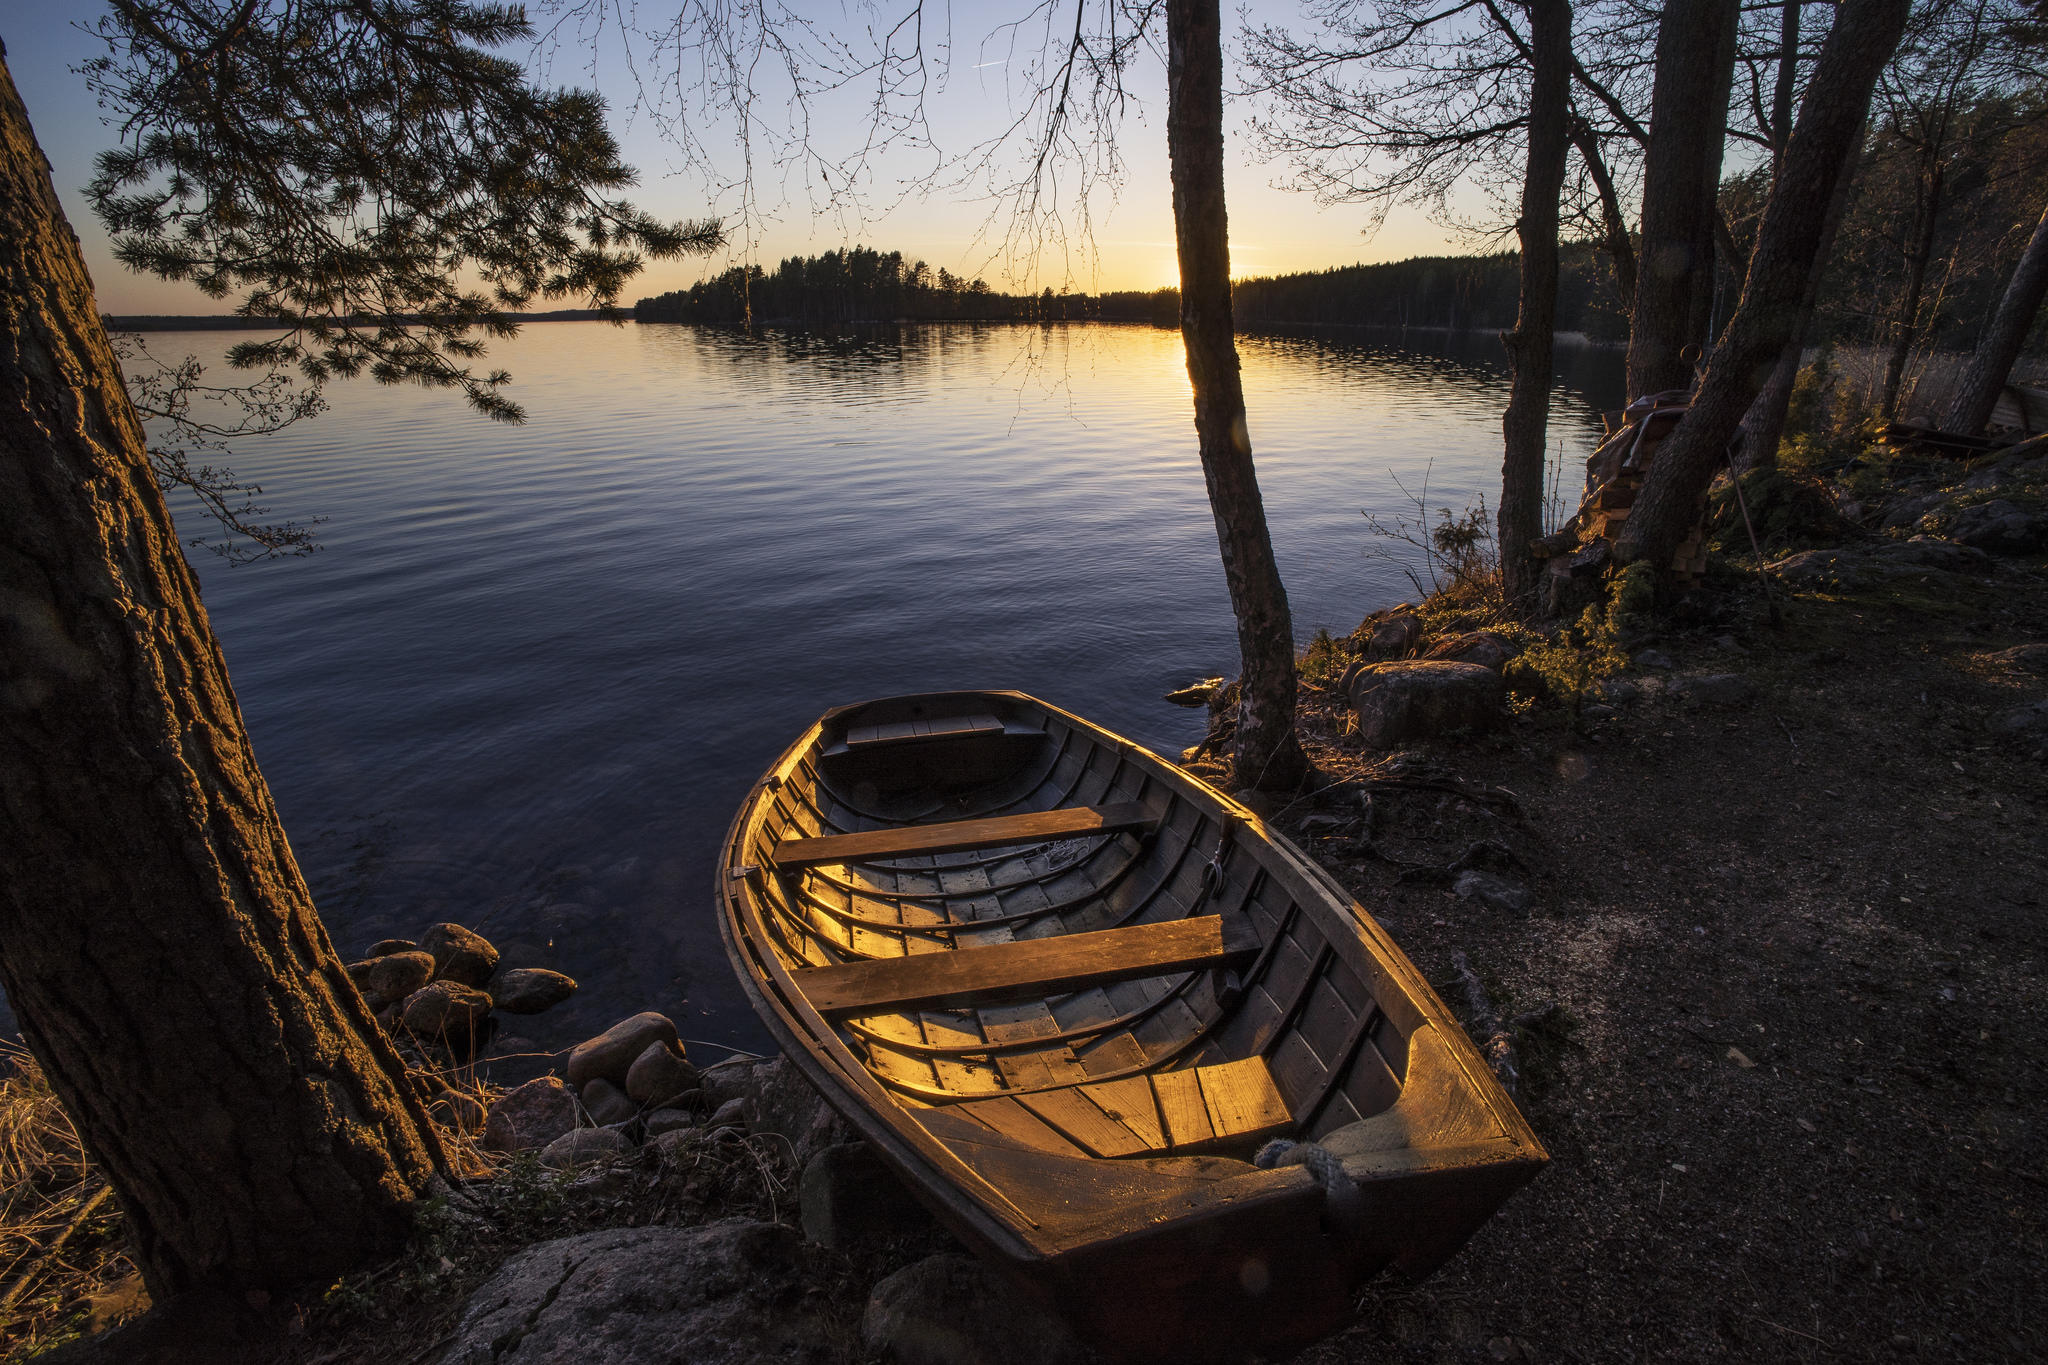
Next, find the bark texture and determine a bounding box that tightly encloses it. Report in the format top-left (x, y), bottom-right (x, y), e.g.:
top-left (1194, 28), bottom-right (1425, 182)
top-left (1626, 0), bottom-right (1740, 402)
top-left (1500, 0), bottom-right (1574, 605)
top-left (1616, 0), bottom-right (1913, 569)
top-left (1942, 201), bottom-right (2048, 436)
top-left (1737, 129), bottom-right (1864, 470)
top-left (1167, 0), bottom-right (1307, 791)
top-left (1877, 158), bottom-right (1947, 421)
top-left (0, 54), bottom-right (445, 1297)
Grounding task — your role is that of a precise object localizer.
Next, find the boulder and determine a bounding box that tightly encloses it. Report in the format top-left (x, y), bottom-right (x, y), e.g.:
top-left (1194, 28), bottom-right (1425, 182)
top-left (625, 1041), bottom-right (698, 1108)
top-left (1454, 870), bottom-right (1534, 916)
top-left (565, 1012), bottom-right (681, 1090)
top-left (492, 967), bottom-right (578, 1015)
top-left (345, 950), bottom-right (435, 1009)
top-left (799, 1143), bottom-right (936, 1250)
top-left (1346, 661), bottom-right (1507, 748)
top-left (644, 1110), bottom-right (702, 1141)
top-left (579, 1078), bottom-right (638, 1127)
top-left (366, 938), bottom-right (419, 957)
top-left (1668, 673), bottom-right (1756, 708)
top-left (539, 1127), bottom-right (630, 1169)
top-left (707, 1097), bottom-right (752, 1133)
top-left (746, 1055), bottom-right (849, 1165)
top-left (419, 922), bottom-right (500, 989)
top-left (400, 981), bottom-right (493, 1041)
top-left (1950, 500), bottom-right (2048, 556)
top-left (1423, 630), bottom-right (1518, 672)
top-left (1358, 610), bottom-right (1424, 660)
top-left (646, 1127), bottom-right (705, 1160)
top-left (440, 1222), bottom-right (829, 1365)
top-left (863, 1253), bottom-right (1095, 1365)
top-left (1599, 678), bottom-right (1642, 704)
top-left (481, 1076), bottom-right (581, 1154)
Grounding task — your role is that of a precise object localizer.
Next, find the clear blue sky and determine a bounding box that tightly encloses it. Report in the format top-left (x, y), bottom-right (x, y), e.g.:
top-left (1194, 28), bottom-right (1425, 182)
top-left (3, 4), bottom-right (1477, 313)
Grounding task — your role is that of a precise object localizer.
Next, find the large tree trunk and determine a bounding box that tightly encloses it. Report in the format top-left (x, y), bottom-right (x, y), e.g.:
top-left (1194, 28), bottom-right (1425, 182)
top-left (1166, 0), bottom-right (1307, 792)
top-left (1942, 200), bottom-right (2048, 435)
top-left (1627, 0), bottom-right (1740, 402)
top-left (1737, 127), bottom-right (1865, 470)
top-left (0, 55), bottom-right (445, 1299)
top-left (1622, 0), bottom-right (1736, 405)
top-left (1877, 158), bottom-right (1947, 421)
top-left (1616, 0), bottom-right (1913, 570)
top-left (1500, 0), bottom-right (1574, 605)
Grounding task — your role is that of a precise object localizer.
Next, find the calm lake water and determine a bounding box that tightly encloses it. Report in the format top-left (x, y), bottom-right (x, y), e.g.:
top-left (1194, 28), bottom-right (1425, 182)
top-left (15, 321), bottom-right (1623, 1056)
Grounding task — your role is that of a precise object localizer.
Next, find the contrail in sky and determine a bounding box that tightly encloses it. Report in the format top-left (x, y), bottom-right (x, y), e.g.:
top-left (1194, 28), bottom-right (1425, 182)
top-left (973, 58), bottom-right (1007, 67)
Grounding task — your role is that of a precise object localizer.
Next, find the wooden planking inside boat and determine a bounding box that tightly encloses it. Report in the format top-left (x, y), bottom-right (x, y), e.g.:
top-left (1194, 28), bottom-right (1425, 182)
top-left (717, 689), bottom-right (1547, 1365)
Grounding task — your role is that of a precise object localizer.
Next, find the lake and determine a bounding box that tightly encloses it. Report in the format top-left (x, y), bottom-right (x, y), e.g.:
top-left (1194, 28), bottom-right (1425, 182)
top-left (15, 321), bottom-right (1624, 1057)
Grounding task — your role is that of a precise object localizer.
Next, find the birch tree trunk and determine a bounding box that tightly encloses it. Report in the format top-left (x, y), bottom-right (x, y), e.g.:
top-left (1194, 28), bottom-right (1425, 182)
top-left (1500, 0), bottom-right (1574, 605)
top-left (0, 52), bottom-right (445, 1299)
top-left (1167, 0), bottom-right (1308, 791)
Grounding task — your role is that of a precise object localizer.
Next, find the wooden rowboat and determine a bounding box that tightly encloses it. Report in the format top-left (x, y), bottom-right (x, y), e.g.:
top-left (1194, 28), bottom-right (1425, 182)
top-left (717, 690), bottom-right (1545, 1362)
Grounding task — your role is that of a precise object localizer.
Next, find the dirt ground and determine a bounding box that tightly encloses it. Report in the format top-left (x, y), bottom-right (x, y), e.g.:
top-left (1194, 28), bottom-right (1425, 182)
top-left (1265, 558), bottom-right (2048, 1364)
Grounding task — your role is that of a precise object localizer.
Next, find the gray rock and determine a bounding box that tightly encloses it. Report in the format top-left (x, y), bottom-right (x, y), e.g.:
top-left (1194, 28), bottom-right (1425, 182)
top-left (400, 980), bottom-right (493, 1040)
top-left (646, 1127), bottom-right (706, 1160)
top-left (492, 967), bottom-right (578, 1015)
top-left (1668, 673), bottom-right (1756, 708)
top-left (625, 1041), bottom-right (698, 1107)
top-left (708, 1097), bottom-right (753, 1132)
top-left (429, 1092), bottom-right (488, 1134)
top-left (863, 1253), bottom-right (1095, 1365)
top-left (1453, 870), bottom-right (1533, 915)
top-left (346, 950), bottom-right (436, 1009)
top-left (1880, 490), bottom-right (1946, 531)
top-left (1346, 661), bottom-right (1507, 748)
top-left (800, 1143), bottom-right (936, 1250)
top-left (579, 1077), bottom-right (638, 1127)
top-left (481, 1076), bottom-right (581, 1154)
top-left (644, 1109), bottom-right (702, 1139)
top-left (440, 1222), bottom-right (828, 1365)
top-left (539, 1127), bottom-right (629, 1169)
top-left (1767, 548), bottom-right (1868, 589)
top-left (1359, 610), bottom-right (1424, 660)
top-left (367, 938), bottom-right (419, 957)
top-left (1988, 643), bottom-right (2048, 674)
top-left (565, 1012), bottom-right (681, 1090)
top-left (1163, 677), bottom-right (1224, 707)
top-left (1632, 649), bottom-right (1676, 670)
top-left (419, 922), bottom-right (500, 989)
top-left (1422, 630), bottom-right (1518, 672)
top-left (1992, 700), bottom-right (2048, 738)
top-left (699, 1058), bottom-right (762, 1106)
top-left (1598, 678), bottom-right (1641, 704)
top-left (1870, 537), bottom-right (1994, 574)
top-left (745, 1055), bottom-right (849, 1165)
top-left (1951, 500), bottom-right (2048, 556)
top-left (1581, 703), bottom-right (1619, 721)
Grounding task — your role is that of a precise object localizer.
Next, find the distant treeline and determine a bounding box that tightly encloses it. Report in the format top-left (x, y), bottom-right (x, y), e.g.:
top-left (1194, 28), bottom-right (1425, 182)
top-left (632, 244), bottom-right (1631, 337)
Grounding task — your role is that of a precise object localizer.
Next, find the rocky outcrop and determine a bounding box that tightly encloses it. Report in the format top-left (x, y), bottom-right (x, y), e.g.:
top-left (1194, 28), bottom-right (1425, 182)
top-left (799, 1143), bottom-right (935, 1250)
top-left (862, 1254), bottom-right (1096, 1365)
top-left (1345, 661), bottom-right (1507, 748)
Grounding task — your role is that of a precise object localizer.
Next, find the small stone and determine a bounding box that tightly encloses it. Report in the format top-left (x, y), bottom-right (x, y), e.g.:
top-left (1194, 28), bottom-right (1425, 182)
top-left (419, 922), bottom-right (500, 988)
top-left (644, 1109), bottom-right (702, 1139)
top-left (539, 1127), bottom-right (630, 1169)
top-left (1669, 673), bottom-right (1756, 708)
top-left (491, 967), bottom-right (578, 1015)
top-left (399, 980), bottom-right (493, 1040)
top-left (366, 938), bottom-right (418, 957)
top-left (481, 1076), bottom-right (580, 1153)
top-left (345, 950), bottom-right (435, 1009)
top-left (863, 1253), bottom-right (1094, 1365)
top-left (800, 1143), bottom-right (936, 1249)
top-left (1598, 678), bottom-right (1641, 703)
top-left (1454, 870), bottom-right (1534, 915)
top-left (1632, 649), bottom-right (1676, 670)
top-left (707, 1097), bottom-right (752, 1132)
top-left (1582, 703), bottom-right (1618, 720)
top-left (625, 1041), bottom-right (698, 1107)
top-left (1347, 660), bottom-right (1507, 748)
top-left (565, 1012), bottom-right (681, 1090)
top-left (580, 1077), bottom-right (638, 1127)
top-left (429, 1092), bottom-right (488, 1133)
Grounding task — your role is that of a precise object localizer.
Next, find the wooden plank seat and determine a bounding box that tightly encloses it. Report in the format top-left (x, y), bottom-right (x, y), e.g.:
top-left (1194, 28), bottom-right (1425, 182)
top-left (793, 914), bottom-right (1259, 1016)
top-left (945, 1057), bottom-right (1294, 1159)
top-left (772, 802), bottom-right (1156, 868)
top-left (843, 713), bottom-right (1005, 748)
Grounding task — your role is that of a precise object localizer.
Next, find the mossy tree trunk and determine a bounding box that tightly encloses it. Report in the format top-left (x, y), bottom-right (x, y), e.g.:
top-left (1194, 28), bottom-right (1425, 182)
top-left (0, 53), bottom-right (445, 1299)
top-left (1166, 0), bottom-right (1308, 791)
top-left (1500, 0), bottom-right (1573, 606)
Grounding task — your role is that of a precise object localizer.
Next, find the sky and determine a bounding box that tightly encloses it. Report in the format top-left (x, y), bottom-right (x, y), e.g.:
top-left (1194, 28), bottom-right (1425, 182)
top-left (2, 3), bottom-right (1483, 313)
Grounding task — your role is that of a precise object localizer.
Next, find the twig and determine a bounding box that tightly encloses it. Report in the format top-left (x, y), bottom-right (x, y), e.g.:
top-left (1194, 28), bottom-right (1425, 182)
top-left (1774, 714), bottom-right (1801, 763)
top-left (1728, 467), bottom-right (1785, 628)
top-left (0, 1184), bottom-right (113, 1320)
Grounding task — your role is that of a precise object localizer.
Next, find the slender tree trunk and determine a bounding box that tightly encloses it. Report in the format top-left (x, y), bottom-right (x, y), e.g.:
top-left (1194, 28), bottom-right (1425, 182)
top-left (1878, 158), bottom-right (1946, 421)
top-left (1942, 200), bottom-right (2048, 435)
top-left (1737, 127), bottom-right (1864, 470)
top-left (1772, 0), bottom-right (1804, 160)
top-left (0, 55), bottom-right (445, 1298)
top-left (1572, 117), bottom-right (1637, 305)
top-left (1627, 0), bottom-right (1740, 401)
top-left (1501, 0), bottom-right (1574, 605)
top-left (1616, 0), bottom-right (1912, 569)
top-left (1166, 0), bottom-right (1307, 791)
